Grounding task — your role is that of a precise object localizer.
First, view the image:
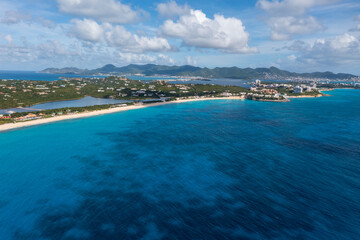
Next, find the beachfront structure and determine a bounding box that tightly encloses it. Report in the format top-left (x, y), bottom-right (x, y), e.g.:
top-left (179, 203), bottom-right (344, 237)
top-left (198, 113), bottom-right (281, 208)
top-left (250, 87), bottom-right (257, 91)
top-left (293, 86), bottom-right (303, 94)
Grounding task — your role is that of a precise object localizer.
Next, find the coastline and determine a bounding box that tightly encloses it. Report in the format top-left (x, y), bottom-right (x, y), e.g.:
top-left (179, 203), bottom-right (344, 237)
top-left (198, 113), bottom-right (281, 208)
top-left (286, 94), bottom-right (324, 98)
top-left (0, 97), bottom-right (244, 133)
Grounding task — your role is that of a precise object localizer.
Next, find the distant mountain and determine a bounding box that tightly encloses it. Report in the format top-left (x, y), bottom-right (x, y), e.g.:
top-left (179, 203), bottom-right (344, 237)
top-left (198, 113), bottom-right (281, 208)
top-left (39, 64), bottom-right (357, 80)
top-left (40, 67), bottom-right (85, 75)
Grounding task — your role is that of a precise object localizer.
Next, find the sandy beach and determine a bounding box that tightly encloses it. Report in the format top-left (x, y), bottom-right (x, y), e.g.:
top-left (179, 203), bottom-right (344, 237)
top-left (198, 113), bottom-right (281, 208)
top-left (286, 94), bottom-right (324, 98)
top-left (0, 97), bottom-right (244, 133)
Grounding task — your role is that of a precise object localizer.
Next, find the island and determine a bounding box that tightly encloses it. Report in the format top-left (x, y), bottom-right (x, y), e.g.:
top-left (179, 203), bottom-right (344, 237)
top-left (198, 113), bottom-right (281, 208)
top-left (40, 64), bottom-right (359, 81)
top-left (0, 76), bottom-right (359, 131)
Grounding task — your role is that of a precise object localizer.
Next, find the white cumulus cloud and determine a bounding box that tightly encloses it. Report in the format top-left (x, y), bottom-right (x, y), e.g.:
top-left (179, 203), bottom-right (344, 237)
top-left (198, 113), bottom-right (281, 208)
top-left (106, 25), bottom-right (171, 52)
top-left (287, 33), bottom-right (360, 66)
top-left (157, 1), bottom-right (190, 18)
top-left (69, 19), bottom-right (172, 53)
top-left (257, 0), bottom-right (339, 40)
top-left (57, 0), bottom-right (142, 24)
top-left (70, 19), bottom-right (108, 43)
top-left (268, 16), bottom-right (324, 40)
top-left (161, 9), bottom-right (257, 53)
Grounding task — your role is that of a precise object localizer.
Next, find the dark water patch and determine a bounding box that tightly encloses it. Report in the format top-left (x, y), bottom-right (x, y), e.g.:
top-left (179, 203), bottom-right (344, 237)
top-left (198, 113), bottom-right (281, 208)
top-left (28, 191), bottom-right (320, 240)
top-left (1, 90), bottom-right (360, 239)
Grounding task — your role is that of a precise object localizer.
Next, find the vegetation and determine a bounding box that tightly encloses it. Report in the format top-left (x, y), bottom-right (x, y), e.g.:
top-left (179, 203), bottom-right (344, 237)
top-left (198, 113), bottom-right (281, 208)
top-left (0, 118), bottom-right (13, 125)
top-left (40, 64), bottom-right (358, 80)
top-left (0, 77), bottom-right (250, 110)
top-left (8, 104), bottom-right (132, 118)
top-left (317, 83), bottom-right (360, 89)
top-left (3, 75), bottom-right (356, 126)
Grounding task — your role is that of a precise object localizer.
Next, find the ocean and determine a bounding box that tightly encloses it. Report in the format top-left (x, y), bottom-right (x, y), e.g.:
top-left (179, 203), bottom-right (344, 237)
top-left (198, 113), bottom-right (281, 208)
top-left (0, 71), bottom-right (105, 81)
top-left (0, 89), bottom-right (359, 239)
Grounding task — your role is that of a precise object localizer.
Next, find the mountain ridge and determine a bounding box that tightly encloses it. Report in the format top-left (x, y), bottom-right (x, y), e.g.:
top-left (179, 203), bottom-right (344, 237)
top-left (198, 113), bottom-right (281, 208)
top-left (39, 64), bottom-right (357, 80)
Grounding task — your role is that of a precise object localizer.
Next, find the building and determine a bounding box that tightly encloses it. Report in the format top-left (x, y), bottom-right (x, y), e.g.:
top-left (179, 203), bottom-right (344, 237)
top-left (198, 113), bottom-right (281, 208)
top-left (255, 79), bottom-right (261, 86)
top-left (250, 87), bottom-right (257, 91)
top-left (293, 86), bottom-right (303, 93)
top-left (305, 86), bottom-right (313, 92)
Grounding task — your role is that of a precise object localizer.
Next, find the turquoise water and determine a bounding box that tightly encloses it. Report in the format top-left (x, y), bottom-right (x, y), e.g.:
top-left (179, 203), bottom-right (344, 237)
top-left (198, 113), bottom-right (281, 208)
top-left (29, 97), bottom-right (130, 110)
top-left (0, 97), bottom-right (131, 114)
top-left (0, 89), bottom-right (359, 239)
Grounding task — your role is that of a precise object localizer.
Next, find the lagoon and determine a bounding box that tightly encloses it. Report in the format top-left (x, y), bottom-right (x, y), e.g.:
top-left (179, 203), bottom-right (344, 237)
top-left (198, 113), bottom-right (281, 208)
top-left (0, 97), bottom-right (130, 114)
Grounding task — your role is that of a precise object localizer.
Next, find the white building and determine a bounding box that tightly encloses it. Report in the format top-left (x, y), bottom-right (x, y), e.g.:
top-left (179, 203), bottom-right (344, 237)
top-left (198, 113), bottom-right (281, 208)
top-left (293, 86), bottom-right (303, 93)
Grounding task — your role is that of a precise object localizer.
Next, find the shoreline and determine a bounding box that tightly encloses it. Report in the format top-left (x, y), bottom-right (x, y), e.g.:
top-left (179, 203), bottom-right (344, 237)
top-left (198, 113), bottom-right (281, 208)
top-left (3, 87), bottom-right (358, 133)
top-left (0, 97), bottom-right (244, 133)
top-left (286, 94), bottom-right (324, 98)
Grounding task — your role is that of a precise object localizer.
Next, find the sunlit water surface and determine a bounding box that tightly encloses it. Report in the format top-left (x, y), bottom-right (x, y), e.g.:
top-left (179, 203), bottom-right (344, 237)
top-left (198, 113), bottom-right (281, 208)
top-left (0, 89), bottom-right (359, 239)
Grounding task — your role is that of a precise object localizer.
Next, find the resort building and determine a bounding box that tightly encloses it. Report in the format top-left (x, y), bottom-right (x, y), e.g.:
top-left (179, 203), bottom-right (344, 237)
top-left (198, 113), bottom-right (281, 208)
top-left (293, 86), bottom-right (303, 93)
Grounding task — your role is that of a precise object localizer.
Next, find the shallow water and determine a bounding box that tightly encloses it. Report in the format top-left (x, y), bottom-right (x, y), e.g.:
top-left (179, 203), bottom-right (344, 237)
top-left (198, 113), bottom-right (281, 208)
top-left (0, 97), bottom-right (130, 114)
top-left (0, 89), bottom-right (359, 239)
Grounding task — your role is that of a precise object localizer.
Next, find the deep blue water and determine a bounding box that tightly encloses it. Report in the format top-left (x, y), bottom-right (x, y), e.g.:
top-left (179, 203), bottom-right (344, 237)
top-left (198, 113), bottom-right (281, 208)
top-left (0, 89), bottom-right (359, 239)
top-left (0, 71), bottom-right (105, 81)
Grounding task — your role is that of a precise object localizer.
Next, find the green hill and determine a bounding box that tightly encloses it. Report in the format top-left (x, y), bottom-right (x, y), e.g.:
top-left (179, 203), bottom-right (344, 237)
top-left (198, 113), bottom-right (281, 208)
top-left (40, 64), bottom-right (357, 80)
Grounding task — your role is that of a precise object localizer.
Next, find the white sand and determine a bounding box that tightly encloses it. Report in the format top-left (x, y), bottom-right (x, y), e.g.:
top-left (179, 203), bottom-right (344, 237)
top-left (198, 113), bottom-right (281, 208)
top-left (0, 97), bottom-right (244, 132)
top-left (286, 94), bottom-right (323, 98)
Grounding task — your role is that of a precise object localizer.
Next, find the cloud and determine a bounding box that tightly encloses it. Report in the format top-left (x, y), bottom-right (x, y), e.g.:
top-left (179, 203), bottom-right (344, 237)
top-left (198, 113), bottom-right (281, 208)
top-left (287, 33), bottom-right (360, 66)
top-left (40, 19), bottom-right (57, 29)
top-left (157, 54), bottom-right (175, 64)
top-left (70, 19), bottom-right (108, 43)
top-left (106, 25), bottom-right (171, 52)
top-left (257, 0), bottom-right (339, 17)
top-left (57, 0), bottom-right (142, 24)
top-left (157, 1), bottom-right (190, 18)
top-left (257, 0), bottom-right (339, 40)
top-left (37, 40), bottom-right (78, 58)
top-left (0, 39), bottom-right (80, 66)
top-left (287, 54), bottom-right (297, 61)
top-left (69, 19), bottom-right (172, 53)
top-left (186, 56), bottom-right (197, 65)
top-left (161, 9), bottom-right (257, 53)
top-left (268, 16), bottom-right (324, 40)
top-left (352, 14), bottom-right (360, 31)
top-left (1, 10), bottom-right (57, 29)
top-left (4, 34), bottom-right (13, 44)
top-left (117, 52), bottom-right (175, 65)
top-left (1, 10), bottom-right (31, 24)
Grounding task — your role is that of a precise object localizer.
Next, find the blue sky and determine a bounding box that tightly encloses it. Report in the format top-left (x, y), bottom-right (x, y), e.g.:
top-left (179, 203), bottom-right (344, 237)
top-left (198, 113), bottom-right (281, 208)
top-left (1, 0), bottom-right (360, 74)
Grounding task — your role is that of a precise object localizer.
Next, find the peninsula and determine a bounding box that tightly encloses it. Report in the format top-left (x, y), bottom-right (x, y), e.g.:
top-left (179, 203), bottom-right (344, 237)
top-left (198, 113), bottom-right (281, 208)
top-left (1, 75), bottom-right (359, 131)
